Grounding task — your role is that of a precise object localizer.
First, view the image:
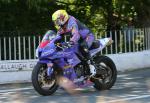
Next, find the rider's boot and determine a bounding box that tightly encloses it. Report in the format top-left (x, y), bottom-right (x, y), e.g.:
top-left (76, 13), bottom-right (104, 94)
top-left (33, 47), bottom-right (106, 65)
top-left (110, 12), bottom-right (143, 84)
top-left (87, 60), bottom-right (96, 76)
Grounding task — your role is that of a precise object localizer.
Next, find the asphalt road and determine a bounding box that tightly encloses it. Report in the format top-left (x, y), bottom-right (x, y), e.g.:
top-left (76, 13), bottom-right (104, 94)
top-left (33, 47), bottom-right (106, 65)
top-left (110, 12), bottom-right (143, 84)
top-left (0, 68), bottom-right (150, 103)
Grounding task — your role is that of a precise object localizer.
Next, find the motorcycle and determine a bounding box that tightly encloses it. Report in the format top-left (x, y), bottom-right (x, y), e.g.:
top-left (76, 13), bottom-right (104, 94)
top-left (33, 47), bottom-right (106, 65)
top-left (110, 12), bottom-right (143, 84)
top-left (32, 30), bottom-right (117, 96)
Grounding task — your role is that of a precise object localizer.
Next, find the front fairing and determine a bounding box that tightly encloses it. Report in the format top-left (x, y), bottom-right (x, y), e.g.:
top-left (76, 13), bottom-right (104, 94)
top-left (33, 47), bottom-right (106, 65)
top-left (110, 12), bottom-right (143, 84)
top-left (37, 35), bottom-right (81, 66)
top-left (37, 35), bottom-right (61, 59)
top-left (38, 42), bottom-right (56, 59)
top-left (36, 34), bottom-right (81, 81)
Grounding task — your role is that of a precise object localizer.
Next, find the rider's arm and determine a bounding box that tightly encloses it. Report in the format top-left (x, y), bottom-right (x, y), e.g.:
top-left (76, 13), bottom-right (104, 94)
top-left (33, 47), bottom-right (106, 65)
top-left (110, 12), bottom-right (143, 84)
top-left (53, 34), bottom-right (62, 41)
top-left (70, 23), bottom-right (80, 44)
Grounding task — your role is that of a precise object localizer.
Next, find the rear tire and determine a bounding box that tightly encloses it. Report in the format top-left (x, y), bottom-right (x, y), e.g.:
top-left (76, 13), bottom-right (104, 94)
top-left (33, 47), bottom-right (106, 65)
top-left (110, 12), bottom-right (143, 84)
top-left (32, 63), bottom-right (58, 96)
top-left (92, 56), bottom-right (117, 90)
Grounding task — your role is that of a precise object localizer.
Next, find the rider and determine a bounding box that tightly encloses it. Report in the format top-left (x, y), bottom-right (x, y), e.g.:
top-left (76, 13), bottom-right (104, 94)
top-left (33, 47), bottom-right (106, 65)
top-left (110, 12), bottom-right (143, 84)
top-left (52, 10), bottom-right (95, 61)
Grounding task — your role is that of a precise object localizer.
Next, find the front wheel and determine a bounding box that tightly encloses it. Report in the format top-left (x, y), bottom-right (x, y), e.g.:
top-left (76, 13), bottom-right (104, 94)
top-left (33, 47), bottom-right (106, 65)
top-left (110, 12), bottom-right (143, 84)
top-left (32, 63), bottom-right (58, 96)
top-left (92, 56), bottom-right (117, 90)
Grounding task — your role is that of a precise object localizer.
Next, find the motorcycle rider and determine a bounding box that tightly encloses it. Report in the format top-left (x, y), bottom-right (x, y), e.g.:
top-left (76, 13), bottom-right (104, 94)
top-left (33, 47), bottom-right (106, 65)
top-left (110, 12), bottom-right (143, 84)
top-left (52, 10), bottom-right (95, 61)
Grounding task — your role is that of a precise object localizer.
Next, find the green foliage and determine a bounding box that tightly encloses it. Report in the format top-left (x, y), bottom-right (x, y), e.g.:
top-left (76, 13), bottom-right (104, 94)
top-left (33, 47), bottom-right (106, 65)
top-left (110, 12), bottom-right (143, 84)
top-left (0, 0), bottom-right (150, 35)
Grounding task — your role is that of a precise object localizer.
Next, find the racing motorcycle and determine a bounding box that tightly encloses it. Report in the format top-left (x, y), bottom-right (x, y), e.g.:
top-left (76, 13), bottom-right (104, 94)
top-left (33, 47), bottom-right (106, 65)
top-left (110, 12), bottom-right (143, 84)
top-left (32, 30), bottom-right (117, 96)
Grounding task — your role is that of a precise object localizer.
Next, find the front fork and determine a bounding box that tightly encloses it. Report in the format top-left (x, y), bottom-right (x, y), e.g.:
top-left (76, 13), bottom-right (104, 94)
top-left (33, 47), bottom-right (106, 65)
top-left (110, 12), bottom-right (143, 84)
top-left (47, 62), bottom-right (54, 76)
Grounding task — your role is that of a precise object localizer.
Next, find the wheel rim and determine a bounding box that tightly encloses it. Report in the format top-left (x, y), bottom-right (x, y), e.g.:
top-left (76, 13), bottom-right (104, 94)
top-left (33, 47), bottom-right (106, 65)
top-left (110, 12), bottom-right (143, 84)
top-left (96, 62), bottom-right (113, 84)
top-left (38, 66), bottom-right (56, 90)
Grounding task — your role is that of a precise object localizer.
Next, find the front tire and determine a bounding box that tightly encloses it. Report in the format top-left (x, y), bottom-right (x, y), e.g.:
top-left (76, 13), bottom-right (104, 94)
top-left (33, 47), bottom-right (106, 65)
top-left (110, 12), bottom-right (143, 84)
top-left (92, 56), bottom-right (117, 90)
top-left (32, 63), bottom-right (58, 96)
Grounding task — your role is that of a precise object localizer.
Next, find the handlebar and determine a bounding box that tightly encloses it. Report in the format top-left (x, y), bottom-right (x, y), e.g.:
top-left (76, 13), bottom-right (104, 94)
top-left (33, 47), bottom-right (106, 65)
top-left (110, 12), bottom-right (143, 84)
top-left (55, 42), bottom-right (73, 50)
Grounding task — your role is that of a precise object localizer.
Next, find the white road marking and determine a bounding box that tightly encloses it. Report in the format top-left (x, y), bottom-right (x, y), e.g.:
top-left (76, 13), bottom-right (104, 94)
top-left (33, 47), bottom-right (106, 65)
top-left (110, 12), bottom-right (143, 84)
top-left (0, 87), bottom-right (33, 93)
top-left (106, 95), bottom-right (150, 103)
top-left (117, 74), bottom-right (128, 77)
top-left (1, 86), bottom-right (150, 103)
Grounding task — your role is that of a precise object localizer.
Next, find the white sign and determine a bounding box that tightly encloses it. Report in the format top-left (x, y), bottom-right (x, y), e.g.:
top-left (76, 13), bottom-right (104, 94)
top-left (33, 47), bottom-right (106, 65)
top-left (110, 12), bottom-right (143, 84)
top-left (0, 60), bottom-right (37, 72)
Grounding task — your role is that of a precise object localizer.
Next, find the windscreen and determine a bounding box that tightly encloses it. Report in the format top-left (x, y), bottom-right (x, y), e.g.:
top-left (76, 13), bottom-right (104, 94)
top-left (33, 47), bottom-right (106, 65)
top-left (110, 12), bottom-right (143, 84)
top-left (39, 30), bottom-right (56, 48)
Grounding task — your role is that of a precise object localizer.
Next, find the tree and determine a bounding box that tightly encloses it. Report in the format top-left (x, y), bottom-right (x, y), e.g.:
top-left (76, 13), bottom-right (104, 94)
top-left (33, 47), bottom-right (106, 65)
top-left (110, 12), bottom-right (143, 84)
top-left (0, 0), bottom-right (150, 36)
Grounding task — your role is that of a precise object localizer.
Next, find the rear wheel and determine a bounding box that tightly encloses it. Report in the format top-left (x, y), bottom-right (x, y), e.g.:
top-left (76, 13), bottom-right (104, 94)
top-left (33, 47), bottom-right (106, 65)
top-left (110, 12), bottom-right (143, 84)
top-left (92, 56), bottom-right (117, 90)
top-left (32, 63), bottom-right (58, 96)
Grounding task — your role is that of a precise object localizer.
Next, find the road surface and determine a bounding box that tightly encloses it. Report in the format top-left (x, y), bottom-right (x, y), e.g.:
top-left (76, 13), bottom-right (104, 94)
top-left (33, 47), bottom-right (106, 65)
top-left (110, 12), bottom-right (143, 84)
top-left (0, 68), bottom-right (150, 103)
